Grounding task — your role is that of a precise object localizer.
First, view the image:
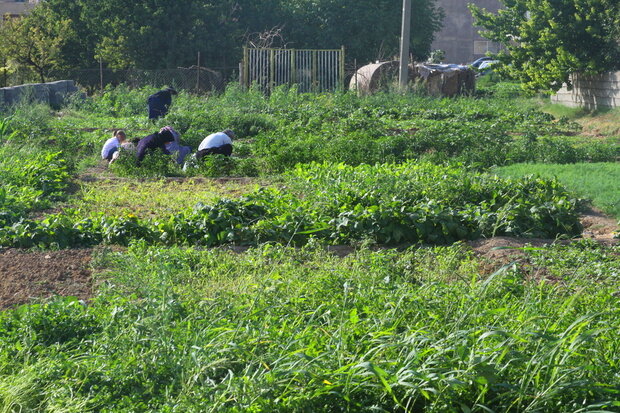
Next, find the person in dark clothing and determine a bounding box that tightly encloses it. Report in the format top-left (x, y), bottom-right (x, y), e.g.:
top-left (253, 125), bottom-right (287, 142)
top-left (147, 87), bottom-right (177, 120)
top-left (136, 129), bottom-right (175, 164)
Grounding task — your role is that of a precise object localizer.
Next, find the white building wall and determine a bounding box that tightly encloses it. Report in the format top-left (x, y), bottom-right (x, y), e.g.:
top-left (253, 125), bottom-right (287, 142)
top-left (551, 72), bottom-right (620, 109)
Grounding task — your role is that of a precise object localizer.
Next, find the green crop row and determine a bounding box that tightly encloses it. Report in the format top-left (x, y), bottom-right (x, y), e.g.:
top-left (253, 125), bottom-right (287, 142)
top-left (0, 162), bottom-right (582, 248)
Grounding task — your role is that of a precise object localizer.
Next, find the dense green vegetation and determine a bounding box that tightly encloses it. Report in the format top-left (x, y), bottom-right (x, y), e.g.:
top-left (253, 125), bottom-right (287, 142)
top-left (0, 0), bottom-right (443, 81)
top-left (8, 84), bottom-right (617, 176)
top-left (0, 162), bottom-right (584, 248)
top-left (1, 242), bottom-right (619, 411)
top-left (0, 85), bottom-right (619, 411)
top-left (3, 85), bottom-right (616, 248)
top-left (495, 163), bottom-right (620, 219)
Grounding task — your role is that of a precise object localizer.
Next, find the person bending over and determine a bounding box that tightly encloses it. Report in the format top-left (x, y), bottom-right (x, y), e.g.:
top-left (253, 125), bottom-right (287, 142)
top-left (196, 129), bottom-right (235, 159)
top-left (101, 130), bottom-right (127, 162)
top-left (147, 87), bottom-right (177, 120)
top-left (136, 129), bottom-right (175, 165)
top-left (160, 125), bottom-right (191, 164)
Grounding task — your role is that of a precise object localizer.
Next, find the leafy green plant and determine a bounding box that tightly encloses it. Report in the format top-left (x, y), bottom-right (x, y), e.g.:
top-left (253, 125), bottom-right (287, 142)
top-left (109, 148), bottom-right (182, 178)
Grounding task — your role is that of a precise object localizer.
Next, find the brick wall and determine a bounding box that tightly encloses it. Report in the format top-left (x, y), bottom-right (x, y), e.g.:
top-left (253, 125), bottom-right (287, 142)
top-left (551, 72), bottom-right (620, 109)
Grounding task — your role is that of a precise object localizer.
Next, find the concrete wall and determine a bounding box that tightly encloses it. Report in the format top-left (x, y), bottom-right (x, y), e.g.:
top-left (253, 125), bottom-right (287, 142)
top-left (431, 0), bottom-right (502, 64)
top-left (551, 72), bottom-right (620, 109)
top-left (0, 80), bottom-right (79, 108)
top-left (0, 0), bottom-right (37, 17)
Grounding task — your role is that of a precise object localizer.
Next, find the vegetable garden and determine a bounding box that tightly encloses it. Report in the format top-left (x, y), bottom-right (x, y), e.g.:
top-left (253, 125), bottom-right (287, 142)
top-left (0, 83), bottom-right (619, 411)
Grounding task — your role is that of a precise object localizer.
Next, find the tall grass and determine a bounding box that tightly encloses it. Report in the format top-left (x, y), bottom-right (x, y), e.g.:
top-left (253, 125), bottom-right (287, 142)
top-left (0, 242), bottom-right (618, 411)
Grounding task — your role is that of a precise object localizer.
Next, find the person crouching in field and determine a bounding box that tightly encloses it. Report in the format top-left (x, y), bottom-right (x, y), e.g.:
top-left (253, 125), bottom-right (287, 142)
top-left (110, 137), bottom-right (140, 165)
top-left (160, 125), bottom-right (191, 164)
top-left (183, 129), bottom-right (235, 171)
top-left (136, 129), bottom-right (175, 165)
top-left (101, 130), bottom-right (127, 162)
top-left (197, 129), bottom-right (235, 159)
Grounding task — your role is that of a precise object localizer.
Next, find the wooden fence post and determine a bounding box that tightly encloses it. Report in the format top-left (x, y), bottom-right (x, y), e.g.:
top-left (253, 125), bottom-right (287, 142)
top-left (196, 52), bottom-right (201, 92)
top-left (242, 46), bottom-right (249, 90)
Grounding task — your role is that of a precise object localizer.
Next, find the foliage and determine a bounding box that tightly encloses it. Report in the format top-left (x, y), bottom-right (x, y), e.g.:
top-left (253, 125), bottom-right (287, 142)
top-left (0, 162), bottom-right (583, 248)
top-left (494, 162), bottom-right (620, 219)
top-left (0, 150), bottom-right (71, 226)
top-left (4, 85), bottom-right (617, 180)
top-left (0, 242), bottom-right (619, 411)
top-left (109, 148), bottom-right (183, 179)
top-left (20, 0), bottom-right (443, 73)
top-left (0, 116), bottom-right (18, 144)
top-left (278, 0), bottom-right (444, 63)
top-left (0, 6), bottom-right (73, 82)
top-left (470, 0), bottom-right (620, 92)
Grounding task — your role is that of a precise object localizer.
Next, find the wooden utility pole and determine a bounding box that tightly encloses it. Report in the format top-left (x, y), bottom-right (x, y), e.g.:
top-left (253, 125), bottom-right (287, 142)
top-left (398, 0), bottom-right (412, 89)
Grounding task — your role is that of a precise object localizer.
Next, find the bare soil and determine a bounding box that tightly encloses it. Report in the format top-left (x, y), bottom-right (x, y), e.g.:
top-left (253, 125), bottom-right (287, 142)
top-left (0, 248), bottom-right (93, 309)
top-left (467, 207), bottom-right (618, 279)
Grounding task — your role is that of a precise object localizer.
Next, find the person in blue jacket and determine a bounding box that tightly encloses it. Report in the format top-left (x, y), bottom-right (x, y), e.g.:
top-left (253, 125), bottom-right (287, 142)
top-left (147, 87), bottom-right (177, 120)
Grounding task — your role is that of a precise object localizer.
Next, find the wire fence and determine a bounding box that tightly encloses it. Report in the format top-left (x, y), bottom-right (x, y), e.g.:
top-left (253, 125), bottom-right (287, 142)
top-left (1, 60), bottom-right (366, 96)
top-left (2, 66), bottom-right (235, 94)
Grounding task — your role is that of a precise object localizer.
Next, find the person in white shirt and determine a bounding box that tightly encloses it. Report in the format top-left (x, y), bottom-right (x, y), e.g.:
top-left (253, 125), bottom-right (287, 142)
top-left (101, 130), bottom-right (127, 162)
top-left (196, 129), bottom-right (235, 159)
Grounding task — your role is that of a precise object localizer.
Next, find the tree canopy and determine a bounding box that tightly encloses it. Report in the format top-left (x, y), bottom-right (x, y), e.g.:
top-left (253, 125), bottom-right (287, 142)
top-left (470, 0), bottom-right (620, 92)
top-left (0, 6), bottom-right (72, 83)
top-left (1, 0), bottom-right (443, 77)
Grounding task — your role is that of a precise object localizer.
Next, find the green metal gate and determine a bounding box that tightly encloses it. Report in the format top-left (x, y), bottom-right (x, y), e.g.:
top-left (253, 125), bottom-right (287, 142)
top-left (242, 47), bottom-right (345, 93)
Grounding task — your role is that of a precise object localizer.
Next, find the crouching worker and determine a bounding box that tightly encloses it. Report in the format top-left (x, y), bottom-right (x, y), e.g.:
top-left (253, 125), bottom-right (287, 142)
top-left (136, 129), bottom-right (175, 165)
top-left (196, 129), bottom-right (235, 159)
top-left (160, 125), bottom-right (191, 164)
top-left (110, 137), bottom-right (140, 164)
top-left (101, 130), bottom-right (127, 162)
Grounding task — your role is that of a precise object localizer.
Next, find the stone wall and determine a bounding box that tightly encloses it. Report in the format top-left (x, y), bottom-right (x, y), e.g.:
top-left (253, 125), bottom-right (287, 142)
top-left (0, 80), bottom-right (79, 108)
top-left (551, 72), bottom-right (620, 109)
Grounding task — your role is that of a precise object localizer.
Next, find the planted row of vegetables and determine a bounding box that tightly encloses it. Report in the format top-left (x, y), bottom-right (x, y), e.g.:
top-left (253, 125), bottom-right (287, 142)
top-left (0, 162), bottom-right (582, 248)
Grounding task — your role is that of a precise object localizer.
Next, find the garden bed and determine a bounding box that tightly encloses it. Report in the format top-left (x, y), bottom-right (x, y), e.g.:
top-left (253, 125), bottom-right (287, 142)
top-left (0, 248), bottom-right (93, 309)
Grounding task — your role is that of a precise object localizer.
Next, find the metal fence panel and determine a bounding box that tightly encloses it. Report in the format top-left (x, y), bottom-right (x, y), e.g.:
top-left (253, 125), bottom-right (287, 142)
top-left (243, 47), bottom-right (344, 93)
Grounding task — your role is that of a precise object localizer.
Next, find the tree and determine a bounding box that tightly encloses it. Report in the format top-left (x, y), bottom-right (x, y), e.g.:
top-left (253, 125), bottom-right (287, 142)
top-left (14, 0), bottom-right (444, 73)
top-left (470, 0), bottom-right (620, 92)
top-left (0, 7), bottom-right (72, 83)
top-left (279, 0), bottom-right (444, 64)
